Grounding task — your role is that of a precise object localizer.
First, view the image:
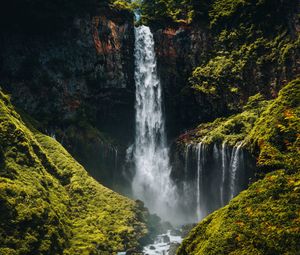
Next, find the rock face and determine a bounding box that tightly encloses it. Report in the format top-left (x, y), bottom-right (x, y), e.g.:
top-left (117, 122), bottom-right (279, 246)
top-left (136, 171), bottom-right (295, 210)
top-left (150, 1), bottom-right (300, 138)
top-left (0, 7), bottom-right (135, 190)
top-left (176, 78), bottom-right (300, 255)
top-left (152, 23), bottom-right (215, 138)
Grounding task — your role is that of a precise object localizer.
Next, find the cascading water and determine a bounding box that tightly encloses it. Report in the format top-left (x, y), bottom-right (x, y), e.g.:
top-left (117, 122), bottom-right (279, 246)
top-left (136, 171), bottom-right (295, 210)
top-left (130, 25), bottom-right (255, 227)
top-left (196, 142), bottom-right (204, 221)
top-left (132, 26), bottom-right (175, 221)
top-left (220, 142), bottom-right (227, 206)
top-left (229, 142), bottom-right (243, 199)
top-left (179, 142), bottom-right (255, 222)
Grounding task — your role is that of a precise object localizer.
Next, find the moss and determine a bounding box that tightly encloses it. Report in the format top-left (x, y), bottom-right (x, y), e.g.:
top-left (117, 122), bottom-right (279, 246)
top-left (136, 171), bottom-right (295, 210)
top-left (245, 79), bottom-right (300, 173)
top-left (180, 92), bottom-right (268, 146)
top-left (177, 79), bottom-right (300, 255)
top-left (182, 78), bottom-right (300, 172)
top-left (177, 170), bottom-right (300, 255)
top-left (185, 0), bottom-right (300, 111)
top-left (140, 0), bottom-right (195, 25)
top-left (0, 90), bottom-right (148, 254)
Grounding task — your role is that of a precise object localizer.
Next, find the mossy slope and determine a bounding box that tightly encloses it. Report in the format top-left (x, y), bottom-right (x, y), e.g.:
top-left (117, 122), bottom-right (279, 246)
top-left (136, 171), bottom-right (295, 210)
top-left (0, 91), bottom-right (147, 254)
top-left (176, 79), bottom-right (300, 254)
top-left (181, 79), bottom-right (300, 173)
top-left (177, 170), bottom-right (300, 255)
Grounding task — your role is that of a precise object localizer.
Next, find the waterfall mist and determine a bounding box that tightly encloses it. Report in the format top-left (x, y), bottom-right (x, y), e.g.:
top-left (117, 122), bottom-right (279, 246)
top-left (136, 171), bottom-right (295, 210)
top-left (131, 26), bottom-right (176, 222)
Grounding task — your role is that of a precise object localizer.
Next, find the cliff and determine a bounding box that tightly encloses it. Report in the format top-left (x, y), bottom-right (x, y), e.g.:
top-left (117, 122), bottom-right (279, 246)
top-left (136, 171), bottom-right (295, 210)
top-left (0, 2), bottom-right (135, 190)
top-left (176, 78), bottom-right (300, 254)
top-left (146, 0), bottom-right (300, 137)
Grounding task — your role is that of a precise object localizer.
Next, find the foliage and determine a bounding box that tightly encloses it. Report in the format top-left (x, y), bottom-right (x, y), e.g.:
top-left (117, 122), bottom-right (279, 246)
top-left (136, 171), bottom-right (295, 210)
top-left (188, 0), bottom-right (299, 110)
top-left (0, 91), bottom-right (148, 254)
top-left (187, 78), bottom-right (300, 171)
top-left (140, 0), bottom-right (196, 25)
top-left (177, 170), bottom-right (300, 255)
top-left (177, 78), bottom-right (300, 254)
top-left (245, 79), bottom-right (300, 173)
top-left (183, 92), bottom-right (268, 146)
top-left (110, 0), bottom-right (140, 12)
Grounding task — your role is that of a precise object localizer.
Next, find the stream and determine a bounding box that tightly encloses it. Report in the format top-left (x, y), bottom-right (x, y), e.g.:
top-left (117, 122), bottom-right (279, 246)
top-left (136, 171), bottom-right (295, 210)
top-left (143, 231), bottom-right (182, 255)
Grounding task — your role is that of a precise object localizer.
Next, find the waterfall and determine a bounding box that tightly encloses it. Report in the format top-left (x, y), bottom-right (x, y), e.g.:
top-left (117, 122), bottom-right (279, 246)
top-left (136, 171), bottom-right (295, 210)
top-left (184, 144), bottom-right (192, 180)
top-left (196, 142), bottom-right (204, 221)
top-left (229, 142), bottom-right (243, 199)
top-left (182, 141), bottom-right (254, 222)
top-left (132, 26), bottom-right (175, 220)
top-left (220, 142), bottom-right (227, 206)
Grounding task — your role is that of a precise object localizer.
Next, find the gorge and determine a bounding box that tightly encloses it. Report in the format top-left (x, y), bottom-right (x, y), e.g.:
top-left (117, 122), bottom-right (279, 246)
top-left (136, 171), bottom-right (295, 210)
top-left (0, 0), bottom-right (299, 254)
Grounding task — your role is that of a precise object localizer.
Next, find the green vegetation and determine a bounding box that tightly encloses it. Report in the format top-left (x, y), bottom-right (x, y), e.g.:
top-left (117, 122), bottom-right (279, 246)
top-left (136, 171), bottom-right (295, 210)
top-left (190, 0), bottom-right (299, 110)
top-left (246, 79), bottom-right (300, 173)
top-left (111, 0), bottom-right (140, 12)
top-left (140, 0), bottom-right (211, 25)
top-left (183, 92), bottom-right (269, 146)
top-left (187, 78), bottom-right (300, 173)
top-left (140, 0), bottom-right (196, 25)
top-left (141, 0), bottom-right (299, 111)
top-left (0, 91), bottom-right (148, 254)
top-left (177, 169), bottom-right (300, 255)
top-left (177, 79), bottom-right (300, 254)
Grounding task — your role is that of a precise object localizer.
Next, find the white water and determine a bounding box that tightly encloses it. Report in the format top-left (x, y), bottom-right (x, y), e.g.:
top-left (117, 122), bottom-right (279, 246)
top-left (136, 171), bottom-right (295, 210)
top-left (182, 141), bottom-right (252, 222)
top-left (229, 142), bottom-right (243, 199)
top-left (132, 26), bottom-right (175, 221)
top-left (196, 142), bottom-right (204, 221)
top-left (220, 142), bottom-right (227, 206)
top-left (143, 231), bottom-right (182, 255)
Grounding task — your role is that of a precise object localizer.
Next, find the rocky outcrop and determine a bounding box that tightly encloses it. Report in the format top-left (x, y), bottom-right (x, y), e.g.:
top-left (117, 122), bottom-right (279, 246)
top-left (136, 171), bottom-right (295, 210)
top-left (176, 78), bottom-right (300, 255)
top-left (152, 23), bottom-right (215, 138)
top-left (150, 0), bottom-right (300, 138)
top-left (0, 7), bottom-right (135, 190)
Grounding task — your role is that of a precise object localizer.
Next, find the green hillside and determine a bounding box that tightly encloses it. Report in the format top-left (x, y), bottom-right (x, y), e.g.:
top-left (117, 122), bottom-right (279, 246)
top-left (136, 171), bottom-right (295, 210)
top-left (0, 91), bottom-right (147, 255)
top-left (177, 79), bottom-right (300, 254)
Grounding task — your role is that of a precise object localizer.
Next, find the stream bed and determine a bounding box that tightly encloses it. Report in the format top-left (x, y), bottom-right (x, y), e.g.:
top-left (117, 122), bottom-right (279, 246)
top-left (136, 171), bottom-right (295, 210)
top-left (143, 231), bottom-right (182, 255)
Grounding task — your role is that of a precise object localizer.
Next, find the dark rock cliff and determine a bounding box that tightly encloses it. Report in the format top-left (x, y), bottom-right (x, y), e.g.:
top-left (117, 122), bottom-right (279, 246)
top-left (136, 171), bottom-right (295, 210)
top-left (0, 6), bottom-right (135, 190)
top-left (150, 0), bottom-right (299, 138)
top-left (152, 24), bottom-right (213, 138)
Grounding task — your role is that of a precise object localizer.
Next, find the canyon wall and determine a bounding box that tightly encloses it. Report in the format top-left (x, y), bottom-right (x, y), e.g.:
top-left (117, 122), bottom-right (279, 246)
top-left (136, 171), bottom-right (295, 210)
top-left (0, 5), bottom-right (135, 190)
top-left (150, 0), bottom-right (300, 138)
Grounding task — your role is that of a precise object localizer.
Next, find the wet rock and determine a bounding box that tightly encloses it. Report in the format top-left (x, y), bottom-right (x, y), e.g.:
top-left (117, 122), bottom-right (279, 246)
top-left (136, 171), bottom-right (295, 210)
top-left (181, 224), bottom-right (197, 238)
top-left (170, 229), bottom-right (182, 236)
top-left (168, 242), bottom-right (181, 255)
top-left (162, 235), bottom-right (171, 243)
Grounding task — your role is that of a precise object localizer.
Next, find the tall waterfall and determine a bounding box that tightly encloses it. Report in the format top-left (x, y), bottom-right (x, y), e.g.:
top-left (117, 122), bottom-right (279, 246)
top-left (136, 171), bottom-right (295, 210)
top-left (132, 26), bottom-right (175, 220)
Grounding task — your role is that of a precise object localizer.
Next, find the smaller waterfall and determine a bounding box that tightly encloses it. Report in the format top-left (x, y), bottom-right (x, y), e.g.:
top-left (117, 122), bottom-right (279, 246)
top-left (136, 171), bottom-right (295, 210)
top-left (196, 142), bottom-right (204, 221)
top-left (229, 142), bottom-right (243, 199)
top-left (183, 144), bottom-right (192, 197)
top-left (220, 142), bottom-right (227, 206)
top-left (179, 141), bottom-right (255, 223)
top-left (184, 144), bottom-right (192, 179)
